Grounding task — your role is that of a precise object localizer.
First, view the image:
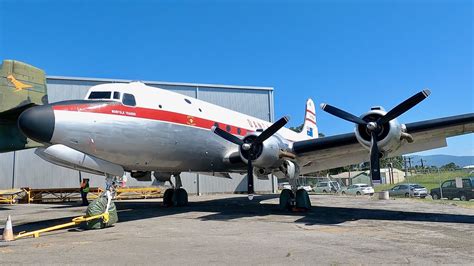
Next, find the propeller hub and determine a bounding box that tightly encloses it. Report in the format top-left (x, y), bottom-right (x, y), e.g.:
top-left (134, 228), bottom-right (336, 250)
top-left (367, 122), bottom-right (378, 131)
top-left (242, 143), bottom-right (251, 151)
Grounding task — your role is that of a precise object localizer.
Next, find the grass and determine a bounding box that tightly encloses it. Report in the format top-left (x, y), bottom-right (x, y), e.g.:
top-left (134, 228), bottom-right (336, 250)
top-left (374, 170), bottom-right (472, 192)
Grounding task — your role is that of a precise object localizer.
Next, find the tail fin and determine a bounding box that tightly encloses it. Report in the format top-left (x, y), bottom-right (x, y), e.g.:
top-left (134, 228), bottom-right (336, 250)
top-left (0, 60), bottom-right (47, 152)
top-left (299, 98), bottom-right (319, 139)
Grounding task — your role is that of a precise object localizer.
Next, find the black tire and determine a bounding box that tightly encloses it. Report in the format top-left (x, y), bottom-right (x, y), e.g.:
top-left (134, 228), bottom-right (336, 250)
top-left (279, 189), bottom-right (294, 211)
top-left (432, 193), bottom-right (440, 200)
top-left (356, 191), bottom-right (361, 196)
top-left (342, 191), bottom-right (346, 195)
top-left (163, 189), bottom-right (174, 207)
top-left (295, 189), bottom-right (311, 211)
top-left (420, 196), bottom-right (426, 199)
top-left (173, 188), bottom-right (188, 207)
top-left (460, 194), bottom-right (467, 201)
top-left (323, 190), bottom-right (327, 193)
top-left (404, 193), bottom-right (410, 198)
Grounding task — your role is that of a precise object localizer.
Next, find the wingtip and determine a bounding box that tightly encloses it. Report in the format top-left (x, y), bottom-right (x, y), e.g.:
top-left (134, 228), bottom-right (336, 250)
top-left (320, 103), bottom-right (327, 110)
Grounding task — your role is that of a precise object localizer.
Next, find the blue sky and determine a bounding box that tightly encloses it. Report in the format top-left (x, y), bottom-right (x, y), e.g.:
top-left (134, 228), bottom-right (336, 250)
top-left (0, 0), bottom-right (472, 155)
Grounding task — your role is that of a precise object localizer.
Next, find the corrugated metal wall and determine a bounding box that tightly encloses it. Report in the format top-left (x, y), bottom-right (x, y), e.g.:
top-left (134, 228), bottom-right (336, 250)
top-left (0, 77), bottom-right (276, 194)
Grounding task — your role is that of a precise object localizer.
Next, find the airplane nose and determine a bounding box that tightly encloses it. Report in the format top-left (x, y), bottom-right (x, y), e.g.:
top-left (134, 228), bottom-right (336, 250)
top-left (18, 105), bottom-right (55, 143)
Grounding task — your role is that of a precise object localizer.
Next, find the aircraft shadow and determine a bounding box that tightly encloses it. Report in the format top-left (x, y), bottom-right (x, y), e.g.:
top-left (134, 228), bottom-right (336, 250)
top-left (2, 195), bottom-right (473, 236)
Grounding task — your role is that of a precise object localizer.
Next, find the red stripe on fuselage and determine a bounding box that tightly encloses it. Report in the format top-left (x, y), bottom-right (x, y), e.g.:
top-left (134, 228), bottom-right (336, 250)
top-left (53, 103), bottom-right (250, 136)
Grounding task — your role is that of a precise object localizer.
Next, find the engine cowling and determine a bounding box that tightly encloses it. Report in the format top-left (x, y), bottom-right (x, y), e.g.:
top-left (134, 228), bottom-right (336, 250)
top-left (239, 133), bottom-right (287, 169)
top-left (354, 107), bottom-right (403, 156)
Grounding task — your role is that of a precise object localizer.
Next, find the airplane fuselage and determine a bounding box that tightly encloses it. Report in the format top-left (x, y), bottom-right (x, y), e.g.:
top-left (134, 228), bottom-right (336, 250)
top-left (24, 82), bottom-right (311, 173)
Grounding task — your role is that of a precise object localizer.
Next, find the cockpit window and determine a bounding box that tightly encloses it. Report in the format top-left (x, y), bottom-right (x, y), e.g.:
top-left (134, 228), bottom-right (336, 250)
top-left (113, 91), bottom-right (121, 100)
top-left (88, 91), bottom-right (111, 99)
top-left (122, 93), bottom-right (136, 106)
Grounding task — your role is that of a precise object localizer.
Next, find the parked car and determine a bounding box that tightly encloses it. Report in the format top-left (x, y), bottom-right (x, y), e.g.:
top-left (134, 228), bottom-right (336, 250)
top-left (388, 183), bottom-right (428, 198)
top-left (430, 177), bottom-right (474, 201)
top-left (314, 181), bottom-right (340, 193)
top-left (341, 183), bottom-right (374, 196)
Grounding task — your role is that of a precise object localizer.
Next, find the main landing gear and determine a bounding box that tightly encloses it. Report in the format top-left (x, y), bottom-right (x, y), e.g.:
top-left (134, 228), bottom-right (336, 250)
top-left (163, 173), bottom-right (188, 207)
top-left (278, 161), bottom-right (311, 212)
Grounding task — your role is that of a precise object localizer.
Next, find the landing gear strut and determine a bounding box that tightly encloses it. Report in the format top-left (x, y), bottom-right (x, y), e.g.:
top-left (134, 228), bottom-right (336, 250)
top-left (278, 161), bottom-right (311, 211)
top-left (163, 173), bottom-right (188, 207)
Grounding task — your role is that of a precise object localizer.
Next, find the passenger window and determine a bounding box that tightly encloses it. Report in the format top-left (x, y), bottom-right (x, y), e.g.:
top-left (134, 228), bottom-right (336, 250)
top-left (237, 128), bottom-right (241, 135)
top-left (185, 99), bottom-right (192, 104)
top-left (88, 91), bottom-right (111, 99)
top-left (113, 91), bottom-right (121, 100)
top-left (226, 125), bottom-right (231, 132)
top-left (122, 93), bottom-right (136, 106)
top-left (442, 181), bottom-right (452, 188)
top-left (462, 179), bottom-right (470, 188)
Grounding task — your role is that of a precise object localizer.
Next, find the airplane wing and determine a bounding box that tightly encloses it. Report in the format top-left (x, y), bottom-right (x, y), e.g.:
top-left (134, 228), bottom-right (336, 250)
top-left (292, 113), bottom-right (474, 175)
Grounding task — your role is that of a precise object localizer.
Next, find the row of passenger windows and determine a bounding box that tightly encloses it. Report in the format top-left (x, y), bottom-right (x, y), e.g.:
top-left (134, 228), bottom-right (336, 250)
top-left (88, 91), bottom-right (136, 106)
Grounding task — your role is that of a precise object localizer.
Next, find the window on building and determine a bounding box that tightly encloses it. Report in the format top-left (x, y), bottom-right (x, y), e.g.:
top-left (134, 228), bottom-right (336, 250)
top-left (122, 93), bottom-right (136, 106)
top-left (88, 91), bottom-right (111, 99)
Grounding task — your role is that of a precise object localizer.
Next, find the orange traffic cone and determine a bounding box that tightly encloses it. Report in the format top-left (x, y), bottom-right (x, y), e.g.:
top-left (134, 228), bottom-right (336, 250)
top-left (2, 215), bottom-right (14, 241)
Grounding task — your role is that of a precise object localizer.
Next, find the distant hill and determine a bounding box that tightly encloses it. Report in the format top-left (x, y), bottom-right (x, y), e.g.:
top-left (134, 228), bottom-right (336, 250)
top-left (410, 155), bottom-right (474, 168)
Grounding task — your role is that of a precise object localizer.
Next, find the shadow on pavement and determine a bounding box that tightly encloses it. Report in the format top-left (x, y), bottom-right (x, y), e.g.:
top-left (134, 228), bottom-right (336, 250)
top-left (2, 194), bottom-right (473, 236)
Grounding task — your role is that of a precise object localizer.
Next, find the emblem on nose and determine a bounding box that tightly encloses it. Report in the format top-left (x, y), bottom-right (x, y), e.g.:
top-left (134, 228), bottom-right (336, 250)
top-left (18, 105), bottom-right (55, 143)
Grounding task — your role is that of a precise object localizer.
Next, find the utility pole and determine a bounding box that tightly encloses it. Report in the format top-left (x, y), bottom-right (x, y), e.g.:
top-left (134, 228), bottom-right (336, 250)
top-left (403, 156), bottom-right (408, 178)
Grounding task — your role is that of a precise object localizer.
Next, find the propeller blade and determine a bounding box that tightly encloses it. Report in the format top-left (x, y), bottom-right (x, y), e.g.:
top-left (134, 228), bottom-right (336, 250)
top-left (378, 89), bottom-right (431, 124)
top-left (370, 131), bottom-right (381, 181)
top-left (254, 116), bottom-right (290, 144)
top-left (320, 103), bottom-right (367, 125)
top-left (212, 126), bottom-right (244, 146)
top-left (247, 156), bottom-right (254, 200)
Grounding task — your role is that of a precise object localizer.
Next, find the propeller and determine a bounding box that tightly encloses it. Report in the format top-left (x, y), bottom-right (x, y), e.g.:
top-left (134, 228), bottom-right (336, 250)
top-left (320, 89), bottom-right (431, 182)
top-left (212, 116), bottom-right (290, 199)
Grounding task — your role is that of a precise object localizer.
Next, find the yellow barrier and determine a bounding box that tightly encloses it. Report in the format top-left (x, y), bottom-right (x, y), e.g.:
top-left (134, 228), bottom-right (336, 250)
top-left (15, 212), bottom-right (110, 240)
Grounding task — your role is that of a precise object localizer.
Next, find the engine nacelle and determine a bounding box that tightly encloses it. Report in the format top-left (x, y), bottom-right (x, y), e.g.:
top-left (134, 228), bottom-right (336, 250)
top-left (240, 134), bottom-right (287, 169)
top-left (354, 107), bottom-right (403, 156)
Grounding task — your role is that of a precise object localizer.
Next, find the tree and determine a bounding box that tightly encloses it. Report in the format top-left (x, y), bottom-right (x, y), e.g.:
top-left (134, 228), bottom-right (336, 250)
top-left (440, 162), bottom-right (459, 171)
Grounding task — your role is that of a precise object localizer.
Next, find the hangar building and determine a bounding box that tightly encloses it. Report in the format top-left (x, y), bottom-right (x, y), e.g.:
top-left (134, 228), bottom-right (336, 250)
top-left (0, 76), bottom-right (277, 194)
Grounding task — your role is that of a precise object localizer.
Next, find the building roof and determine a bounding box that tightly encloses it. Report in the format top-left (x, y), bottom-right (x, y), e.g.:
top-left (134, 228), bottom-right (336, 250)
top-left (46, 76), bottom-right (274, 91)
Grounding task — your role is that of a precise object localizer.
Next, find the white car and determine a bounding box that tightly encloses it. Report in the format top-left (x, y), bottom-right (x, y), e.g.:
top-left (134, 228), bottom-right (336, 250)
top-left (341, 183), bottom-right (374, 196)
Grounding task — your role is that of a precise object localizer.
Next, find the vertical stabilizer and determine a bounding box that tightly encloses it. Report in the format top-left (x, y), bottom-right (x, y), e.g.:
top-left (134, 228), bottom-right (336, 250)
top-left (300, 98), bottom-right (318, 139)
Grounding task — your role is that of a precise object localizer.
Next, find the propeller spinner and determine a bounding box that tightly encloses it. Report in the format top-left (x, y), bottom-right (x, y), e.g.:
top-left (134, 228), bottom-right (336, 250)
top-left (212, 116), bottom-right (290, 200)
top-left (320, 89), bottom-right (431, 182)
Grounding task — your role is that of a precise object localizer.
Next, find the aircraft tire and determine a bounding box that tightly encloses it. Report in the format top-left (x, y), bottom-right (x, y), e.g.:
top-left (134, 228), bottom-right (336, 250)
top-left (295, 189), bottom-right (311, 211)
top-left (163, 189), bottom-right (174, 207)
top-left (173, 188), bottom-right (188, 207)
top-left (279, 189), bottom-right (294, 211)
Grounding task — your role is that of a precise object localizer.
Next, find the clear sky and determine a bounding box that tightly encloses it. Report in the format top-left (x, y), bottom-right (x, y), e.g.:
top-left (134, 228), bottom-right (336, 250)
top-left (0, 0), bottom-right (472, 155)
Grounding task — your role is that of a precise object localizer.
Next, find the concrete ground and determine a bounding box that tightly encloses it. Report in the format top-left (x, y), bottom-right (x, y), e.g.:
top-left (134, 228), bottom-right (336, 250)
top-left (1, 194), bottom-right (473, 264)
